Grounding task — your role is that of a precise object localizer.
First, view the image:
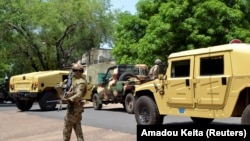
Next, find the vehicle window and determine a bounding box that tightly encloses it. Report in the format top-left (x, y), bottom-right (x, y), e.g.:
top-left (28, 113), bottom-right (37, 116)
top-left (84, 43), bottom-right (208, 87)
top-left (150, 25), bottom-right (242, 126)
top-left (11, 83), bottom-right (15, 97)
top-left (62, 75), bottom-right (68, 81)
top-left (103, 69), bottom-right (114, 81)
top-left (200, 55), bottom-right (224, 76)
top-left (140, 68), bottom-right (149, 75)
top-left (107, 71), bottom-right (112, 79)
top-left (134, 69), bottom-right (139, 75)
top-left (125, 67), bottom-right (134, 74)
top-left (119, 67), bottom-right (125, 75)
top-left (171, 60), bottom-right (190, 77)
top-left (119, 66), bottom-right (134, 75)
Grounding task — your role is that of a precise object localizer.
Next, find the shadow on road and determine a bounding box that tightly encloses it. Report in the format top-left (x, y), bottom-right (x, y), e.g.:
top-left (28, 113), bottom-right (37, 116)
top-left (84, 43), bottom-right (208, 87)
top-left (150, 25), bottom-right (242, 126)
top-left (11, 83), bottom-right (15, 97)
top-left (99, 107), bottom-right (127, 113)
top-left (26, 104), bottom-right (94, 112)
top-left (0, 103), bottom-right (16, 107)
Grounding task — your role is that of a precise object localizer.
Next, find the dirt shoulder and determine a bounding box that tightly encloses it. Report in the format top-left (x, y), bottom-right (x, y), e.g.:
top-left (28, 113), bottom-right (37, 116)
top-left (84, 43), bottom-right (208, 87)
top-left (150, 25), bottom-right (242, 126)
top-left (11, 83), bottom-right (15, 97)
top-left (0, 103), bottom-right (136, 141)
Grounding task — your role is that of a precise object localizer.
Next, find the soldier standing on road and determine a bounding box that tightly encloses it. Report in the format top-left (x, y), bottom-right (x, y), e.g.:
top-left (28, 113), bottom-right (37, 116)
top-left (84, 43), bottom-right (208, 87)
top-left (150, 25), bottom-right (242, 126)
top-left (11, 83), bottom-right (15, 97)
top-left (63, 63), bottom-right (87, 141)
top-left (148, 59), bottom-right (162, 80)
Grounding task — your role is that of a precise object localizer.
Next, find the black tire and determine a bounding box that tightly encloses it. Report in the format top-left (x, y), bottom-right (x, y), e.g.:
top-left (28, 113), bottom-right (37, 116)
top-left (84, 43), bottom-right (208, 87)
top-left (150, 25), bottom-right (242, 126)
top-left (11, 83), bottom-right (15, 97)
top-left (125, 93), bottom-right (135, 114)
top-left (38, 92), bottom-right (57, 111)
top-left (190, 117), bottom-right (214, 124)
top-left (134, 96), bottom-right (164, 125)
top-left (241, 104), bottom-right (250, 124)
top-left (119, 72), bottom-right (138, 81)
top-left (16, 99), bottom-right (33, 111)
top-left (92, 93), bottom-right (102, 110)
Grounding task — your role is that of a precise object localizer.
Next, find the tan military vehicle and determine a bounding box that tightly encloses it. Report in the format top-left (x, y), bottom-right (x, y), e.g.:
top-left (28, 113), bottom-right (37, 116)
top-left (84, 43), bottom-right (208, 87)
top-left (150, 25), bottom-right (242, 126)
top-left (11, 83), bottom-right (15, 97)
top-left (54, 71), bottom-right (94, 109)
top-left (134, 40), bottom-right (250, 125)
top-left (9, 70), bottom-right (69, 111)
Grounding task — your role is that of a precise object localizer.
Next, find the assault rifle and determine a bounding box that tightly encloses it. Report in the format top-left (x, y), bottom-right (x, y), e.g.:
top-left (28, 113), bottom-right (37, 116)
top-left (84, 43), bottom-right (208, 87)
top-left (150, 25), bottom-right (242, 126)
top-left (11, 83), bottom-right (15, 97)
top-left (59, 69), bottom-right (73, 111)
top-left (47, 70), bottom-right (73, 111)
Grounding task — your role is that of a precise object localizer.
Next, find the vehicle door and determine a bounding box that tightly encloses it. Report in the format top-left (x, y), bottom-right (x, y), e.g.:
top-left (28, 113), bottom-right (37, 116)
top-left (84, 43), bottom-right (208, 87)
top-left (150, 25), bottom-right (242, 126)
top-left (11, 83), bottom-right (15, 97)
top-left (166, 56), bottom-right (195, 108)
top-left (194, 52), bottom-right (231, 108)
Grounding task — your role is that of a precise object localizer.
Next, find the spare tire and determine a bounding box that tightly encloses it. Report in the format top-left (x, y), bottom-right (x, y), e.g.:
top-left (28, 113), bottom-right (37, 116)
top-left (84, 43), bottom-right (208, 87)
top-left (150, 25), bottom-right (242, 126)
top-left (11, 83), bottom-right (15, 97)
top-left (119, 72), bottom-right (138, 81)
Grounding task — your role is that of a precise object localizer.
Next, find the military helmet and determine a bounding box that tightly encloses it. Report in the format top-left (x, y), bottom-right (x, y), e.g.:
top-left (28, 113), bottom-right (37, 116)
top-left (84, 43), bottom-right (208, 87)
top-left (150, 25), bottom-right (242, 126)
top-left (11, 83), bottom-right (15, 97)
top-left (155, 59), bottom-right (162, 65)
top-left (72, 63), bottom-right (84, 71)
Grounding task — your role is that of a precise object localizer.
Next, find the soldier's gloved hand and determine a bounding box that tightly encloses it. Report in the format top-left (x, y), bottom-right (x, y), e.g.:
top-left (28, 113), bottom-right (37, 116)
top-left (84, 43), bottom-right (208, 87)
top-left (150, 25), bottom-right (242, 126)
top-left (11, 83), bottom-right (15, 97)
top-left (65, 91), bottom-right (73, 98)
top-left (62, 99), bottom-right (69, 104)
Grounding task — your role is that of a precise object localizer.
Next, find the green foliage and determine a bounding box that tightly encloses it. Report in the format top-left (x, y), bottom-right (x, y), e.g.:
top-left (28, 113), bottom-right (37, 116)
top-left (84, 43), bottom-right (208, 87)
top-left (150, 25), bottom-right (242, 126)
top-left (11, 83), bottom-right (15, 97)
top-left (1, 0), bottom-right (250, 79)
top-left (0, 0), bottom-right (114, 76)
top-left (112, 0), bottom-right (250, 67)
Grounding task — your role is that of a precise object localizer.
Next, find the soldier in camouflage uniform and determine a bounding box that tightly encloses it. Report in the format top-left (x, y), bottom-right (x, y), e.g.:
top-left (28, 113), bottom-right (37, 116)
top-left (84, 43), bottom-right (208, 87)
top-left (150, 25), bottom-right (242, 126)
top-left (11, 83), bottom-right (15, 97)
top-left (63, 63), bottom-right (87, 141)
top-left (148, 59), bottom-right (162, 80)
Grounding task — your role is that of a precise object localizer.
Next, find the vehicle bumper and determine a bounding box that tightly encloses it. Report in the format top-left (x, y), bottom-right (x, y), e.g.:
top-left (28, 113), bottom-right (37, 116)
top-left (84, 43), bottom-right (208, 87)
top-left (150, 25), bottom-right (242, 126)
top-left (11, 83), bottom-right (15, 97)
top-left (9, 92), bottom-right (37, 100)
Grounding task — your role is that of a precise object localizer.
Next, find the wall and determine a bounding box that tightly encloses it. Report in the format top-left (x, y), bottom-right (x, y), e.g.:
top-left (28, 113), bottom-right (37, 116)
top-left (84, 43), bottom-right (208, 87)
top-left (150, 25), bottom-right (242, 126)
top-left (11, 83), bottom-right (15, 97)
top-left (81, 48), bottom-right (114, 65)
top-left (80, 48), bottom-right (116, 84)
top-left (85, 62), bottom-right (115, 84)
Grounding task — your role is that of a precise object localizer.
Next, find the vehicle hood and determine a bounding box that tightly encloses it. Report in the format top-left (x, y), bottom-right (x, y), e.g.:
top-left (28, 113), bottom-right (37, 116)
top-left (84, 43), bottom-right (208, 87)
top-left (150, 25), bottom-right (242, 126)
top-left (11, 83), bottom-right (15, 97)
top-left (135, 79), bottom-right (160, 92)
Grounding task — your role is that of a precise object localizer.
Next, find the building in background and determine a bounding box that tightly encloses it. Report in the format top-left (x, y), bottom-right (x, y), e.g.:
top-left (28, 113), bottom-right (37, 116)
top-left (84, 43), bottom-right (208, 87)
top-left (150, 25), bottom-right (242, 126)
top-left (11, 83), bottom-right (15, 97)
top-left (80, 48), bottom-right (115, 84)
top-left (81, 48), bottom-right (114, 65)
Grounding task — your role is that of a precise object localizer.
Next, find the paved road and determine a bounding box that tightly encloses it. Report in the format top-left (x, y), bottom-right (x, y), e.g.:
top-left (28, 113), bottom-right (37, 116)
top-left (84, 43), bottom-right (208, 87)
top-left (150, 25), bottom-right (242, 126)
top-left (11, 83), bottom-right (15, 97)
top-left (25, 102), bottom-right (137, 134)
top-left (0, 102), bottom-right (242, 141)
top-left (0, 102), bottom-right (136, 141)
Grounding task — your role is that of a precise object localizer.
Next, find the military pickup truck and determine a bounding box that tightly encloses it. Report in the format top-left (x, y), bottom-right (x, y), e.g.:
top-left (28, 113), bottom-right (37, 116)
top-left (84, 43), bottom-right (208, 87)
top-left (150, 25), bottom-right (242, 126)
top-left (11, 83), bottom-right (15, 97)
top-left (134, 39), bottom-right (250, 125)
top-left (90, 64), bottom-right (149, 114)
top-left (9, 70), bottom-right (69, 111)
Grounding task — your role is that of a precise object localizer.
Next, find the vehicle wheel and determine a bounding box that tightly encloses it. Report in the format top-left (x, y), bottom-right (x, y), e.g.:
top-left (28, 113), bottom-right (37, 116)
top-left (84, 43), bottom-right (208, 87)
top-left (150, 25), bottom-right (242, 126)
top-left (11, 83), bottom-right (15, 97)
top-left (92, 93), bottom-right (102, 110)
top-left (16, 99), bottom-right (33, 111)
top-left (119, 72), bottom-right (138, 81)
top-left (38, 92), bottom-right (57, 111)
top-left (241, 104), bottom-right (250, 124)
top-left (125, 93), bottom-right (135, 114)
top-left (134, 96), bottom-right (164, 125)
top-left (190, 117), bottom-right (214, 124)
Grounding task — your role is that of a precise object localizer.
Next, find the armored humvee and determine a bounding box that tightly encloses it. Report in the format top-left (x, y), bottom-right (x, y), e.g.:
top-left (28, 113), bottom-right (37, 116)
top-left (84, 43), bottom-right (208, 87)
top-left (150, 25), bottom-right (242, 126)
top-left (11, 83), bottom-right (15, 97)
top-left (9, 70), bottom-right (69, 111)
top-left (134, 40), bottom-right (250, 125)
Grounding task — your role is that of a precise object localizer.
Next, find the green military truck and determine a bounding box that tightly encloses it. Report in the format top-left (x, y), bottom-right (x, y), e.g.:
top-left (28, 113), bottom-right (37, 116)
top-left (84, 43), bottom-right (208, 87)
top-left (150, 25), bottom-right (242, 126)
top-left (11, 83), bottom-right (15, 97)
top-left (134, 40), bottom-right (250, 125)
top-left (91, 64), bottom-right (149, 114)
top-left (9, 70), bottom-right (69, 111)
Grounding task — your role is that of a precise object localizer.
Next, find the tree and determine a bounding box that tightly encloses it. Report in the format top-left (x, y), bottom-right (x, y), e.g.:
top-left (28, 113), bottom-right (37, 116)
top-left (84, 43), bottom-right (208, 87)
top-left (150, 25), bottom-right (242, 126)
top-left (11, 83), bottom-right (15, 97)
top-left (111, 12), bottom-right (148, 64)
top-left (112, 0), bottom-right (250, 67)
top-left (0, 0), bottom-right (114, 76)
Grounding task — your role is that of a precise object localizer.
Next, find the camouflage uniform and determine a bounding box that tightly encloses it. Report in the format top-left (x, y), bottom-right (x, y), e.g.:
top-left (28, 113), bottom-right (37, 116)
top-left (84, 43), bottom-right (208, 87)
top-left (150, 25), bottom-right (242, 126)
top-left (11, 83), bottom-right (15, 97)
top-left (149, 64), bottom-right (160, 80)
top-left (149, 59), bottom-right (162, 80)
top-left (63, 75), bottom-right (87, 141)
